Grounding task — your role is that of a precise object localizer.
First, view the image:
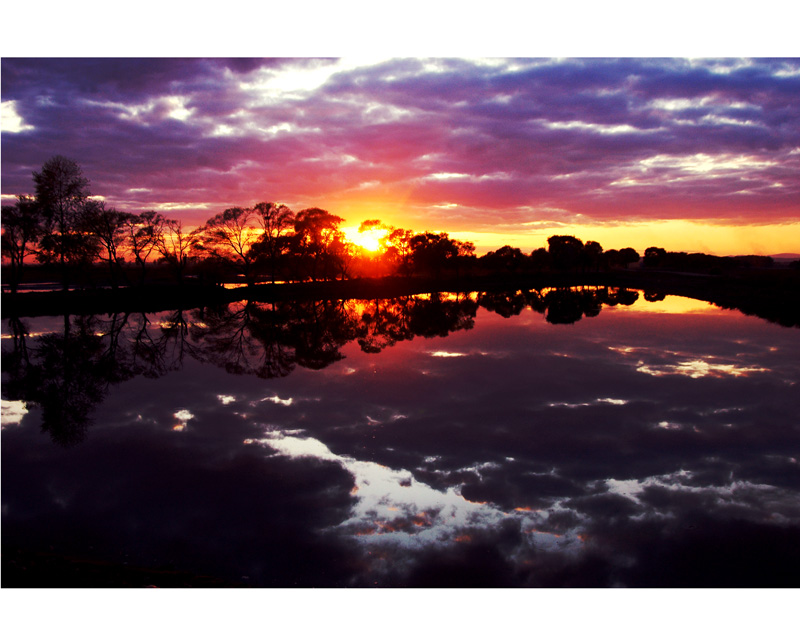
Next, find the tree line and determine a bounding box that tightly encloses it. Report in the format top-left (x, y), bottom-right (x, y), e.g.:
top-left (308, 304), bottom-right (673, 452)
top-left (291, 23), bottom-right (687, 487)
top-left (3, 156), bottom-right (651, 294)
top-left (1, 156), bottom-right (350, 292)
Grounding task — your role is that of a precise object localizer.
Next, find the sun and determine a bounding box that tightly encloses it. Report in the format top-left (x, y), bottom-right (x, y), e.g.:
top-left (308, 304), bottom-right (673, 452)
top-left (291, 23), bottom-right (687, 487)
top-left (342, 226), bottom-right (387, 252)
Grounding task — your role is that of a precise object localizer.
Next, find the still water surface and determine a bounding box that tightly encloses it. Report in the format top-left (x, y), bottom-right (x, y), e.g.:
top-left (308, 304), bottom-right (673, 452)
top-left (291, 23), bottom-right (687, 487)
top-left (2, 288), bottom-right (799, 586)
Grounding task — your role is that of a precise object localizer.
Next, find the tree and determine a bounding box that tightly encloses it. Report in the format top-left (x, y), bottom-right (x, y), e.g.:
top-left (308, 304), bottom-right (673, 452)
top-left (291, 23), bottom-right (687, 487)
top-left (481, 245), bottom-right (527, 273)
top-left (83, 202), bottom-right (132, 289)
top-left (123, 211), bottom-right (166, 285)
top-left (358, 219), bottom-right (383, 233)
top-left (643, 246), bottom-right (666, 268)
top-left (547, 235), bottom-right (584, 271)
top-left (380, 226), bottom-right (414, 276)
top-left (409, 232), bottom-right (459, 278)
top-left (581, 240), bottom-right (603, 272)
top-left (251, 202), bottom-right (295, 284)
top-left (157, 218), bottom-right (200, 283)
top-left (452, 239), bottom-right (476, 279)
top-left (33, 156), bottom-right (93, 291)
top-left (1, 196), bottom-right (43, 293)
top-left (328, 235), bottom-right (359, 280)
top-left (292, 208), bottom-right (345, 281)
top-left (618, 247), bottom-right (640, 269)
top-left (197, 207), bottom-right (261, 284)
top-left (529, 247), bottom-right (551, 271)
top-left (604, 247), bottom-right (640, 269)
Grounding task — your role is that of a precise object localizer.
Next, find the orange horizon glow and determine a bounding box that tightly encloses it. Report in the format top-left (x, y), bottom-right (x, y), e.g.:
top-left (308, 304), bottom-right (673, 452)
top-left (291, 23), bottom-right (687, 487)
top-left (324, 192), bottom-right (800, 256)
top-left (337, 217), bottom-right (800, 257)
top-left (341, 225), bottom-right (388, 253)
top-left (5, 216), bottom-right (799, 269)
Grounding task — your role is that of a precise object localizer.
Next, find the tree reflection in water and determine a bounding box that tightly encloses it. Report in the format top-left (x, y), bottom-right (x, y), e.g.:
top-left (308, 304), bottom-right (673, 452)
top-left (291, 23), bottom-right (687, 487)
top-left (478, 286), bottom-right (638, 325)
top-left (1, 287), bottom-right (643, 446)
top-left (4, 315), bottom-right (108, 445)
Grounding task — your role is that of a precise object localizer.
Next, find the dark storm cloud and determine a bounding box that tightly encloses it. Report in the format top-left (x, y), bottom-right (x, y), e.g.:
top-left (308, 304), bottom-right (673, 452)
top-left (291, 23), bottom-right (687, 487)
top-left (3, 57), bottom-right (800, 228)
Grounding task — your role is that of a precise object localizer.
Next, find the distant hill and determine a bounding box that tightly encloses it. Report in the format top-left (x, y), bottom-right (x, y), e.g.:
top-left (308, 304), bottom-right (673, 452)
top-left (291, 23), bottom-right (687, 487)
top-left (770, 253), bottom-right (800, 260)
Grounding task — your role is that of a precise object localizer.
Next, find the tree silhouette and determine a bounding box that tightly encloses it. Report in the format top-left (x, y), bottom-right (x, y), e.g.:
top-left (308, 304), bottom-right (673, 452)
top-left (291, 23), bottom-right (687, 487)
top-left (292, 208), bottom-right (345, 282)
top-left (33, 156), bottom-right (94, 291)
top-left (480, 245), bottom-right (527, 274)
top-left (452, 239), bottom-right (476, 279)
top-left (196, 207), bottom-right (261, 285)
top-left (1, 196), bottom-right (43, 293)
top-left (157, 218), bottom-right (200, 284)
top-left (581, 241), bottom-right (603, 272)
top-left (328, 234), bottom-right (359, 280)
top-left (529, 247), bottom-right (551, 271)
top-left (643, 246), bottom-right (667, 268)
top-left (381, 226), bottom-right (414, 276)
top-left (123, 211), bottom-right (166, 285)
top-left (547, 235), bottom-right (584, 271)
top-left (604, 247), bottom-right (640, 269)
top-left (409, 232), bottom-right (460, 278)
top-left (618, 247), bottom-right (640, 269)
top-left (83, 202), bottom-right (132, 289)
top-left (252, 202), bottom-right (295, 284)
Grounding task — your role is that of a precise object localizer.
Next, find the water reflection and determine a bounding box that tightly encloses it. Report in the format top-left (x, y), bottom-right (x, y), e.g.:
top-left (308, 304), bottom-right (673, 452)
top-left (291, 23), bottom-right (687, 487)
top-left (2, 315), bottom-right (116, 446)
top-left (2, 288), bottom-right (800, 586)
top-left (2, 289), bottom-right (487, 438)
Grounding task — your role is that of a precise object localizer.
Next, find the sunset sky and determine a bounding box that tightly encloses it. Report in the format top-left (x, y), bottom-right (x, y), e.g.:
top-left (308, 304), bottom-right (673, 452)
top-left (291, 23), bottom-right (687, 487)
top-left (2, 56), bottom-right (799, 255)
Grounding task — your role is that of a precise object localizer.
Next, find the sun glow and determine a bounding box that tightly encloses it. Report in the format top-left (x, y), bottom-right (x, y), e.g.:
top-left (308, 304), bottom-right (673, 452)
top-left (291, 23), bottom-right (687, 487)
top-left (342, 226), bottom-right (387, 252)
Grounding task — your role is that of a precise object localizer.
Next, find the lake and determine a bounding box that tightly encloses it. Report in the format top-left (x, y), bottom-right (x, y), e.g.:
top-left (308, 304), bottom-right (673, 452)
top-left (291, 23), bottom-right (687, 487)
top-left (2, 287), bottom-right (799, 587)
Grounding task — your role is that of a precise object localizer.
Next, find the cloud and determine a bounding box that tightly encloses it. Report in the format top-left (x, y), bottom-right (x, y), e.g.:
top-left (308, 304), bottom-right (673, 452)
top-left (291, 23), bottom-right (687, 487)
top-left (2, 58), bottom-right (799, 238)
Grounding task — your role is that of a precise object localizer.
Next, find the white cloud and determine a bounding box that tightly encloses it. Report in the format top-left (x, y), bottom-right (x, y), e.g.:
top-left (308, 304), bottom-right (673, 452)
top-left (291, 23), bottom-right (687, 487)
top-left (1, 100), bottom-right (34, 133)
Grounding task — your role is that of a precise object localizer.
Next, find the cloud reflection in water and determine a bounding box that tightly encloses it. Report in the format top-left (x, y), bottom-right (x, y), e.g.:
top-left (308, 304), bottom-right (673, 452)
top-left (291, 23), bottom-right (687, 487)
top-left (248, 428), bottom-right (586, 582)
top-left (2, 291), bottom-right (799, 586)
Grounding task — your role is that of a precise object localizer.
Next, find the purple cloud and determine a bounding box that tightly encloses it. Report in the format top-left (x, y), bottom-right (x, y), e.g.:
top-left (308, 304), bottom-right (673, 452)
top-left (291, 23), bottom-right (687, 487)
top-left (3, 57), bottom-right (799, 244)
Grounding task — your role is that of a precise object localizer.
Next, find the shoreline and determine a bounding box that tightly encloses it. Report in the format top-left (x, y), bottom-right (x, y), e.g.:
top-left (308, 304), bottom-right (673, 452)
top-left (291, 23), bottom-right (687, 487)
top-left (2, 269), bottom-right (798, 328)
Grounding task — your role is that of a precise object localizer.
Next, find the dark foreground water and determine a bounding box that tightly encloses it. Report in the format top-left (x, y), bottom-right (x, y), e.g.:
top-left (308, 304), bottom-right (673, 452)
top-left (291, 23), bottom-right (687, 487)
top-left (2, 288), bottom-right (799, 587)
